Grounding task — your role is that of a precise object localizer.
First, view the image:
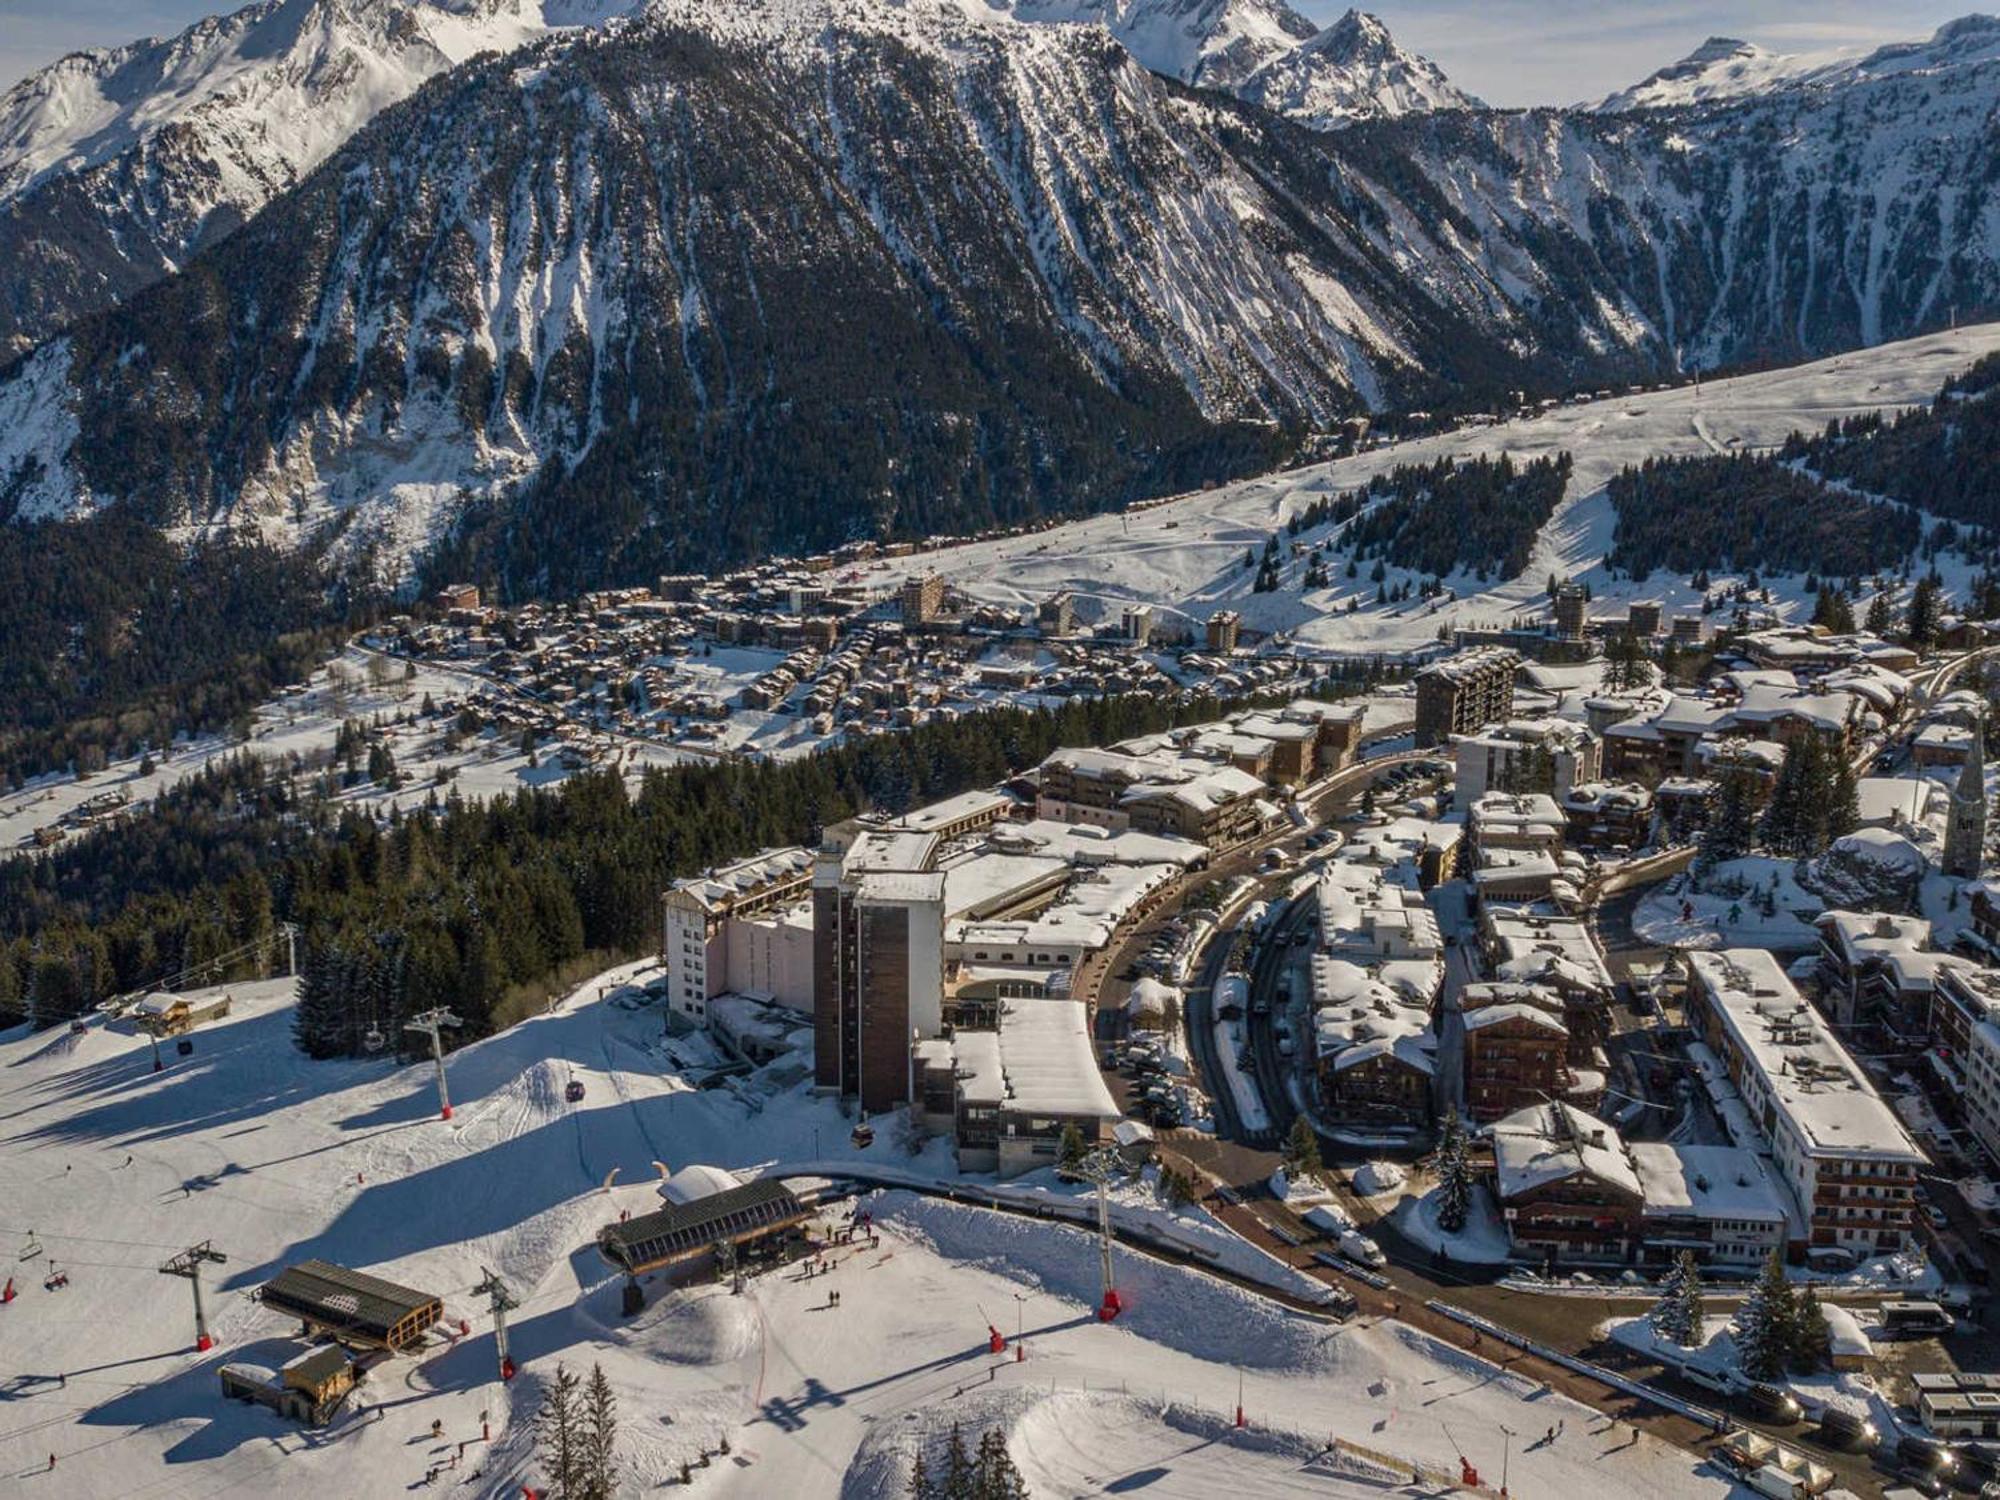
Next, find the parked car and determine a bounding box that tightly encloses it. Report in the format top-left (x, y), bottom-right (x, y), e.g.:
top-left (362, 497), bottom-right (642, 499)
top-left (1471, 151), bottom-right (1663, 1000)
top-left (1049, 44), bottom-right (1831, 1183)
top-left (1898, 1435), bottom-right (1960, 1480)
top-left (1740, 1383), bottom-right (1803, 1425)
top-left (1814, 1407), bottom-right (1878, 1453)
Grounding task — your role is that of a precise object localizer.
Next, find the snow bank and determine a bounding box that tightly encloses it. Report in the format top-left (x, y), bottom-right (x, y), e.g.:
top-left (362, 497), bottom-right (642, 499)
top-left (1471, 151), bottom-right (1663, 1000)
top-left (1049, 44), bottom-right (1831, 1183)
top-left (877, 1191), bottom-right (1347, 1373)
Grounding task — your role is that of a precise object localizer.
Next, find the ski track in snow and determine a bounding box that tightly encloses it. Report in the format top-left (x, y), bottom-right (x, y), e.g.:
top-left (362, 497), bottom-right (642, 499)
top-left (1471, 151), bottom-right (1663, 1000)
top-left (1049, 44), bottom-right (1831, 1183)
top-left (866, 322), bottom-right (2000, 653)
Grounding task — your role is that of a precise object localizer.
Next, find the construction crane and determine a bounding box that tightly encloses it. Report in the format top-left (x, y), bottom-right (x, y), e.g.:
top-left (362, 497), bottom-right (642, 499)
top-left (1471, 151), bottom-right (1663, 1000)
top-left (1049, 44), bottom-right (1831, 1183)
top-left (1069, 1147), bottom-right (1126, 1321)
top-left (404, 1008), bottom-right (464, 1120)
top-left (159, 1241), bottom-right (228, 1352)
top-left (471, 1267), bottom-right (519, 1382)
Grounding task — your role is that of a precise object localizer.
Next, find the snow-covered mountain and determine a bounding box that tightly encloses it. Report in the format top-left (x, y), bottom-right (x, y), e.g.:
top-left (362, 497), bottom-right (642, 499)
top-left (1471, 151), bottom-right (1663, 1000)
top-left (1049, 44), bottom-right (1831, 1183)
top-left (0, 0), bottom-right (1471, 356)
top-left (5, 0), bottom-right (2000, 587)
top-left (990, 0), bottom-right (1317, 89)
top-left (1592, 36), bottom-right (1835, 112)
top-left (1240, 8), bottom-right (1475, 129)
top-left (1594, 14), bottom-right (2000, 112)
top-left (0, 0), bottom-right (639, 357)
top-left (0, 0), bottom-right (1521, 585)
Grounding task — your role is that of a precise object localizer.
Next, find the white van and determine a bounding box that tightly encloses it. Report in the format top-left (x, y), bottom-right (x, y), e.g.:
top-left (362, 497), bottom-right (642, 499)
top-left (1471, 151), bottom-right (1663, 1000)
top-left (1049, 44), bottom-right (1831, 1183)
top-left (1338, 1229), bottom-right (1387, 1269)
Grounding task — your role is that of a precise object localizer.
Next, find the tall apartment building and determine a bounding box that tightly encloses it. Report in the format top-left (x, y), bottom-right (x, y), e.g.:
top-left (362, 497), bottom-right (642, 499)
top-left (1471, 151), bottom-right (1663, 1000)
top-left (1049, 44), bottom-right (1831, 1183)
top-left (1553, 584), bottom-right (1588, 640)
top-left (661, 848), bottom-right (815, 1021)
top-left (812, 821), bottom-right (947, 1114)
top-left (1685, 948), bottom-right (1924, 1256)
top-left (1454, 719), bottom-right (1602, 802)
top-left (1036, 591), bottom-right (1075, 638)
top-left (1937, 963), bottom-right (2000, 1168)
top-left (900, 572), bottom-right (946, 626)
top-left (1413, 647), bottom-right (1519, 747)
top-left (1205, 610), bottom-right (1241, 653)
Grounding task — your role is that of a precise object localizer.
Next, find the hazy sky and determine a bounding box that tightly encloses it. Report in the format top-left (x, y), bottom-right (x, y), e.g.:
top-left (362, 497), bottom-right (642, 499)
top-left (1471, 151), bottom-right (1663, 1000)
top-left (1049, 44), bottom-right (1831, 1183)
top-left (0, 0), bottom-right (1981, 102)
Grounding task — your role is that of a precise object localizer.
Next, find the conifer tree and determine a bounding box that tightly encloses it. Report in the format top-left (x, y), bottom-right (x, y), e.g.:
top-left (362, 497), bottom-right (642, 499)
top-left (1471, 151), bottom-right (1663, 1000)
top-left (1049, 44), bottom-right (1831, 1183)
top-left (940, 1425), bottom-right (975, 1500)
top-left (580, 1362), bottom-right (618, 1500)
top-left (534, 1362), bottom-right (584, 1500)
top-left (1056, 1123), bottom-right (1088, 1176)
top-left (908, 1450), bottom-right (934, 1500)
top-left (1907, 575), bottom-right (1944, 652)
top-left (1700, 765), bottom-right (1759, 870)
top-left (1864, 591), bottom-right (1894, 636)
top-left (1284, 1115), bottom-right (1322, 1179)
top-left (1435, 1114), bottom-right (1471, 1234)
top-left (1650, 1250), bottom-right (1705, 1347)
top-left (1791, 1286), bottom-right (1833, 1373)
top-left (1735, 1249), bottom-right (1796, 1381)
top-left (974, 1428), bottom-right (1030, 1500)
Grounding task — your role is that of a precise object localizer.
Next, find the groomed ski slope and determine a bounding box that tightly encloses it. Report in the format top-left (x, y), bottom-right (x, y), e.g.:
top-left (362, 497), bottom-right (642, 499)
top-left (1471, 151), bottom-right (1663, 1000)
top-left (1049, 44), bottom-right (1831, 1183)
top-left (870, 322), bottom-right (2000, 654)
top-left (0, 967), bottom-right (1730, 1498)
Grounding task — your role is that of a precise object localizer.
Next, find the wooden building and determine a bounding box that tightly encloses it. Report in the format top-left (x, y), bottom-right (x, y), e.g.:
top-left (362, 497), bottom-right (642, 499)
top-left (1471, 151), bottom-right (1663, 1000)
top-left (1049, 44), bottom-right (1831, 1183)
top-left (597, 1178), bottom-right (810, 1280)
top-left (258, 1260), bottom-right (443, 1352)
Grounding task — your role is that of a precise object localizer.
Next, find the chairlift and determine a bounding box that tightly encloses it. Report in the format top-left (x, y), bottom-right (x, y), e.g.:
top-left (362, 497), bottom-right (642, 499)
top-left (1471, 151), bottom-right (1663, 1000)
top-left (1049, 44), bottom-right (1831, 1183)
top-left (565, 1079), bottom-right (586, 1104)
top-left (19, 1231), bottom-right (42, 1263)
top-left (850, 1123), bottom-right (875, 1150)
top-left (362, 1023), bottom-right (386, 1053)
top-left (175, 1038), bottom-right (194, 1057)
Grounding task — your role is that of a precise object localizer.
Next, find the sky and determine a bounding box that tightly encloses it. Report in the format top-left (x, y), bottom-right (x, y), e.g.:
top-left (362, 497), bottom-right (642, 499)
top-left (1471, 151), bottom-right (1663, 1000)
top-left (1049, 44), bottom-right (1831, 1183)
top-left (0, 0), bottom-right (1981, 101)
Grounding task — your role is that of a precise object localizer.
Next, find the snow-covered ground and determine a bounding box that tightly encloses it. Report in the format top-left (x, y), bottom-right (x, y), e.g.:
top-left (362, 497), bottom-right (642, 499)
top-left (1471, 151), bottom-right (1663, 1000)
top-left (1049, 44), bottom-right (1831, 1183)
top-left (0, 646), bottom-right (703, 861)
top-left (867, 324), bottom-right (2000, 652)
top-left (0, 963), bottom-right (1732, 1498)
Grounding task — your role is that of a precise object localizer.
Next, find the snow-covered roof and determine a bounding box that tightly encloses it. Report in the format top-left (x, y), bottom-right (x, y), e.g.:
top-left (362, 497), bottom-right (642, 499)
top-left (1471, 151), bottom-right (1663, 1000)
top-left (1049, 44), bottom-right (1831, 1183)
top-left (1629, 1142), bottom-right (1792, 1227)
top-left (996, 998), bottom-right (1119, 1119)
top-left (1856, 776), bottom-right (1934, 828)
top-left (1685, 949), bottom-right (1926, 1165)
top-left (1463, 1001), bottom-right (1566, 1035)
top-left (1489, 1101), bottom-right (1641, 1202)
top-left (668, 846), bottom-right (814, 913)
top-left (661, 1163), bottom-right (747, 1205)
top-left (954, 1030), bottom-right (1005, 1108)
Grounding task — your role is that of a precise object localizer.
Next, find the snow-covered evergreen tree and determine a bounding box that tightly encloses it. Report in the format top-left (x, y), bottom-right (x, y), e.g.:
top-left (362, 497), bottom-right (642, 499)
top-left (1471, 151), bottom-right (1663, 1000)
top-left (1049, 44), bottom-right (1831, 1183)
top-left (1650, 1249), bottom-right (1704, 1347)
top-left (1791, 1285), bottom-right (1833, 1373)
top-left (1734, 1249), bottom-right (1796, 1381)
top-left (579, 1363), bottom-right (618, 1500)
top-left (1435, 1114), bottom-right (1471, 1234)
top-left (533, 1363), bottom-right (584, 1500)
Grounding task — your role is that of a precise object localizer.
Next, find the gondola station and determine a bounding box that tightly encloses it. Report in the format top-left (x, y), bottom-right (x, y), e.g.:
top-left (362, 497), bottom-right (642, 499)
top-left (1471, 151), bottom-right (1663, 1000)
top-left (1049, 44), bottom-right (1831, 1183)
top-left (597, 1177), bottom-right (812, 1311)
top-left (257, 1260), bottom-right (444, 1353)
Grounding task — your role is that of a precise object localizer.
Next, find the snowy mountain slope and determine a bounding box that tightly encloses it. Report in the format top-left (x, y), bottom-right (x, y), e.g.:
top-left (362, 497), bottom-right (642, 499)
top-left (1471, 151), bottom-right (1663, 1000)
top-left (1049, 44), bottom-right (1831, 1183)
top-left (1594, 14), bottom-right (2000, 112)
top-left (0, 965), bottom-right (1732, 1498)
top-left (0, 0), bottom-right (1534, 585)
top-left (1592, 36), bottom-right (1844, 113)
top-left (1343, 29), bottom-right (2000, 369)
top-left (864, 323), bottom-right (2000, 653)
top-left (0, 0), bottom-right (1470, 355)
top-left (1238, 8), bottom-right (1477, 130)
top-left (0, 0), bottom-right (638, 357)
top-left (987, 0), bottom-right (1319, 89)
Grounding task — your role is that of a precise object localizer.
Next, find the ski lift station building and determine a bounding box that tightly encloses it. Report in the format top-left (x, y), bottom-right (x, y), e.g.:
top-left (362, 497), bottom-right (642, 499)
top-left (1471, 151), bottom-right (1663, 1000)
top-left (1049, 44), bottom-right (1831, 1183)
top-left (133, 988), bottom-right (233, 1037)
top-left (597, 1177), bottom-right (809, 1279)
top-left (257, 1260), bottom-right (444, 1352)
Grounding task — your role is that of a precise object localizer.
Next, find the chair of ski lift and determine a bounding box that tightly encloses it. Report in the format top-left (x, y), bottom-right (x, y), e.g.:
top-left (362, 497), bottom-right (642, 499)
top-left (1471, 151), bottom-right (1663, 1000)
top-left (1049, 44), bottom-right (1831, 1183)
top-left (565, 1079), bottom-right (586, 1104)
top-left (175, 1038), bottom-right (194, 1056)
top-left (19, 1231), bottom-right (42, 1263)
top-left (850, 1123), bottom-right (875, 1150)
top-left (362, 1025), bottom-right (386, 1053)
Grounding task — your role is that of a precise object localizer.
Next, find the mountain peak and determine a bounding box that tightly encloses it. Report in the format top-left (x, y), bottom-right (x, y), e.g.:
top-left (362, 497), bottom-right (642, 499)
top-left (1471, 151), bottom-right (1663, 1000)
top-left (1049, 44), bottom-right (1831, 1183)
top-left (1241, 4), bottom-right (1475, 128)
